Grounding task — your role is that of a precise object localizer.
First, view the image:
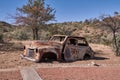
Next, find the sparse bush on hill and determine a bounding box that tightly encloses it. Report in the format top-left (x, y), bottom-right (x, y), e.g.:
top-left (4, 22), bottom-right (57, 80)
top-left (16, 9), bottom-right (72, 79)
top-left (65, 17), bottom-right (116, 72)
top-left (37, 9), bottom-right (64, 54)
top-left (101, 12), bottom-right (120, 56)
top-left (39, 30), bottom-right (51, 40)
top-left (100, 36), bottom-right (112, 46)
top-left (12, 30), bottom-right (30, 40)
top-left (114, 35), bottom-right (120, 55)
top-left (0, 34), bottom-right (3, 42)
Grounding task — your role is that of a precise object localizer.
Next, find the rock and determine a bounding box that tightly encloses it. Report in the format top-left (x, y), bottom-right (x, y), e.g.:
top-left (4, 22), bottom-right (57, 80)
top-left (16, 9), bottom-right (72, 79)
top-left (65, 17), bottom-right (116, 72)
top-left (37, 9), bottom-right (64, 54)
top-left (0, 52), bottom-right (5, 54)
top-left (91, 61), bottom-right (100, 66)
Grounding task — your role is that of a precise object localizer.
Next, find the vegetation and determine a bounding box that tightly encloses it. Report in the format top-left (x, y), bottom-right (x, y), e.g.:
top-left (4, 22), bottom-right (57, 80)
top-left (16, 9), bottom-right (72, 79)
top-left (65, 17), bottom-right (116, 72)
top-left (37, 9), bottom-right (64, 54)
top-left (0, 34), bottom-right (3, 42)
top-left (116, 35), bottom-right (120, 55)
top-left (14, 0), bottom-right (55, 40)
top-left (0, 1), bottom-right (120, 56)
top-left (100, 12), bottom-right (120, 56)
top-left (12, 29), bottom-right (30, 40)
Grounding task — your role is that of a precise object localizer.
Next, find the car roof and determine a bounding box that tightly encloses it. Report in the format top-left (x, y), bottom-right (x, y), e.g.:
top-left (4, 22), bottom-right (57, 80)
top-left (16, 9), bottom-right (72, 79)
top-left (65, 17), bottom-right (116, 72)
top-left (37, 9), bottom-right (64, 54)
top-left (53, 35), bottom-right (86, 39)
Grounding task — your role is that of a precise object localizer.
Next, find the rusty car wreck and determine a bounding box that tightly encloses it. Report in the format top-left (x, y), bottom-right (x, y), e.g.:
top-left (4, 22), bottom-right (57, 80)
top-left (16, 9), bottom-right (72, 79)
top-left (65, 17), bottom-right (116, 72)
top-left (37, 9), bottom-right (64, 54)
top-left (20, 35), bottom-right (94, 62)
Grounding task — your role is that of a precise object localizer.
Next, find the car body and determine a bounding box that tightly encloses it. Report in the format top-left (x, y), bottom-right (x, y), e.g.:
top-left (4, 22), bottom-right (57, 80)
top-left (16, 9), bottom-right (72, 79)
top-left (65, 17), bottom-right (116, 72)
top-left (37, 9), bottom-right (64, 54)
top-left (20, 35), bottom-right (94, 62)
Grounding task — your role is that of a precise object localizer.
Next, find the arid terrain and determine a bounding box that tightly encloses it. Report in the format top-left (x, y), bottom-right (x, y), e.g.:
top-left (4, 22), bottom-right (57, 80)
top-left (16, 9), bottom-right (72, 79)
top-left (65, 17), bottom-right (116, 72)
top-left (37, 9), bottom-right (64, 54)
top-left (0, 42), bottom-right (120, 80)
top-left (0, 41), bottom-right (120, 69)
top-left (0, 0), bottom-right (120, 79)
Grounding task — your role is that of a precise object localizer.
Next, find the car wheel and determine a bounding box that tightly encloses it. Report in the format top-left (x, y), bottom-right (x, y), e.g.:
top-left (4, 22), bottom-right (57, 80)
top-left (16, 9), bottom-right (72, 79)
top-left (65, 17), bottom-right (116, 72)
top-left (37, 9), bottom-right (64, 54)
top-left (84, 54), bottom-right (91, 60)
top-left (35, 59), bottom-right (40, 63)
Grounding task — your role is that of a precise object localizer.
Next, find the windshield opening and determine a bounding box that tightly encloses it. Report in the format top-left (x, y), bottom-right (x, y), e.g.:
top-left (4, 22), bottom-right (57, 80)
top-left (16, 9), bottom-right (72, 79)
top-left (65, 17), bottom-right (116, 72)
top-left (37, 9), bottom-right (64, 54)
top-left (50, 36), bottom-right (66, 42)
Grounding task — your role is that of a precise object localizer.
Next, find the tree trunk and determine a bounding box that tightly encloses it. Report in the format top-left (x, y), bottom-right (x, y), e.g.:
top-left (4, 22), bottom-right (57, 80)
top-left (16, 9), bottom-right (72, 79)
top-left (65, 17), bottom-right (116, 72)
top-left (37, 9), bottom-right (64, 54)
top-left (32, 28), bottom-right (39, 40)
top-left (113, 31), bottom-right (119, 56)
top-left (35, 28), bottom-right (39, 40)
top-left (32, 29), bottom-right (36, 40)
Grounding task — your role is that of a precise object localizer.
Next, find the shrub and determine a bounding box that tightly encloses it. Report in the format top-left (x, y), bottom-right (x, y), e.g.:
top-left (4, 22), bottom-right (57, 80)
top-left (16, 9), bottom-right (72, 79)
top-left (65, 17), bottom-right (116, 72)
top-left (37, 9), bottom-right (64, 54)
top-left (0, 34), bottom-right (3, 42)
top-left (13, 30), bottom-right (30, 40)
top-left (100, 36), bottom-right (112, 45)
top-left (115, 35), bottom-right (120, 55)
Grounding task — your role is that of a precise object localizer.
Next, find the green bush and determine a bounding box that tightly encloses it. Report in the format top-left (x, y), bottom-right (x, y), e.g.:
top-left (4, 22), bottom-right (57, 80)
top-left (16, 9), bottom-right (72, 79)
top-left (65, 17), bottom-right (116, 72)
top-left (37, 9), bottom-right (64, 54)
top-left (115, 35), bottom-right (120, 55)
top-left (0, 34), bottom-right (3, 42)
top-left (100, 36), bottom-right (112, 45)
top-left (13, 30), bottom-right (30, 40)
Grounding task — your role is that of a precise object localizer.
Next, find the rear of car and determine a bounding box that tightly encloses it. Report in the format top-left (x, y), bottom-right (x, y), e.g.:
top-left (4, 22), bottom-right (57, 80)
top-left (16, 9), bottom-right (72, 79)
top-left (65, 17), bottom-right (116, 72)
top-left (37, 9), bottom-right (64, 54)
top-left (63, 37), bottom-right (94, 61)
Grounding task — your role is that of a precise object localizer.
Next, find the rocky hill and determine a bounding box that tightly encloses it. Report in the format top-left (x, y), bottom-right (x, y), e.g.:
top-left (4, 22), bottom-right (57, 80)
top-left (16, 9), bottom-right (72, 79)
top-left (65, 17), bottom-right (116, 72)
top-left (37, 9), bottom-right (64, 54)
top-left (0, 21), bottom-right (16, 33)
top-left (0, 18), bottom-right (117, 45)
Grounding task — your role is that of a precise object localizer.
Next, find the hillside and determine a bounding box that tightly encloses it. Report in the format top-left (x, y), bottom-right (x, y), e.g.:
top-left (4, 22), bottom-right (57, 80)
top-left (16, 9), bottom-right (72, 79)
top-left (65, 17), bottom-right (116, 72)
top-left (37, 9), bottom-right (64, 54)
top-left (0, 20), bottom-right (112, 44)
top-left (0, 17), bottom-right (119, 45)
top-left (0, 21), bottom-right (14, 33)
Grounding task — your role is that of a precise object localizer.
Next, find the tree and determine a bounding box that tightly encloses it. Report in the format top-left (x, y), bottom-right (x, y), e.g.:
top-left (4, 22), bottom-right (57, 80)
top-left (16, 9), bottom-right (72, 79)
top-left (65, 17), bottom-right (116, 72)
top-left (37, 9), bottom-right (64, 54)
top-left (101, 12), bottom-right (120, 56)
top-left (15, 0), bottom-right (55, 40)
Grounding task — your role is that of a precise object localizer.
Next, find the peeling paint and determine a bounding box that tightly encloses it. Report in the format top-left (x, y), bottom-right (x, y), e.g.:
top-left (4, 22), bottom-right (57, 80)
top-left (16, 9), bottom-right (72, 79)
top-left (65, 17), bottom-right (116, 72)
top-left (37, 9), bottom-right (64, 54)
top-left (21, 35), bottom-right (94, 62)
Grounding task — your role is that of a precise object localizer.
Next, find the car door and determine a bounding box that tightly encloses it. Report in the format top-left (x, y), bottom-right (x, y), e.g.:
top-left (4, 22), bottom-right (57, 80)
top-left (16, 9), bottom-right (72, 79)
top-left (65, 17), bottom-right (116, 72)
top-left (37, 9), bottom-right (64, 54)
top-left (64, 38), bottom-right (79, 61)
top-left (77, 38), bottom-right (89, 59)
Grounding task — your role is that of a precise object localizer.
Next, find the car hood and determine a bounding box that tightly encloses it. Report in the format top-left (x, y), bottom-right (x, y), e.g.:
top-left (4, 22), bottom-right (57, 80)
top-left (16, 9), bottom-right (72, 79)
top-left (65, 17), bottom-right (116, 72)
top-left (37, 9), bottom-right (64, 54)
top-left (27, 41), bottom-right (62, 49)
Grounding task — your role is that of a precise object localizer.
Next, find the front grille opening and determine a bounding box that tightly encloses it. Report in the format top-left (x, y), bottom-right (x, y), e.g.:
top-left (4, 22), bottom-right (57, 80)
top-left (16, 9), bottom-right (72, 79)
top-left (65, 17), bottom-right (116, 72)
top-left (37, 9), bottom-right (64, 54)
top-left (41, 52), bottom-right (57, 62)
top-left (36, 48), bottom-right (39, 53)
top-left (27, 48), bottom-right (34, 58)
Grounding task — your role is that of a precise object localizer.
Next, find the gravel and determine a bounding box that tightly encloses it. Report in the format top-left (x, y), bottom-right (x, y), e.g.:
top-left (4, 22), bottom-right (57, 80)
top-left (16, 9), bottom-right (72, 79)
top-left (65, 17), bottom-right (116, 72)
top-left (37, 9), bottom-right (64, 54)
top-left (37, 67), bottom-right (120, 80)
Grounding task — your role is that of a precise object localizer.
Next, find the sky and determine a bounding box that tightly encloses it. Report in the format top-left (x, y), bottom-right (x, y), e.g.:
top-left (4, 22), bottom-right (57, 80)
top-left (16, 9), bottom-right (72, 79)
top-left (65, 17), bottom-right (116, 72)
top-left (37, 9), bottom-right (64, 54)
top-left (0, 0), bottom-right (120, 24)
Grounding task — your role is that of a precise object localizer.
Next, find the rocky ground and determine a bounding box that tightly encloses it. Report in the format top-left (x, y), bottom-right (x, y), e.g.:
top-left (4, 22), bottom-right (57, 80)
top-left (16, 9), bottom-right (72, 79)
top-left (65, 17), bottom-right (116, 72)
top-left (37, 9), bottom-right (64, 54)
top-left (0, 42), bottom-right (120, 69)
top-left (37, 67), bottom-right (120, 80)
top-left (0, 42), bottom-right (120, 80)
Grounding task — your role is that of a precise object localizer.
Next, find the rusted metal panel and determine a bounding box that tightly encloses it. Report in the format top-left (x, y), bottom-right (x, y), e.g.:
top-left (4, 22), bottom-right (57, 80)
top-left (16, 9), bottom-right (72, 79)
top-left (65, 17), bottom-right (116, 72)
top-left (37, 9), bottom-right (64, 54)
top-left (21, 35), bottom-right (94, 62)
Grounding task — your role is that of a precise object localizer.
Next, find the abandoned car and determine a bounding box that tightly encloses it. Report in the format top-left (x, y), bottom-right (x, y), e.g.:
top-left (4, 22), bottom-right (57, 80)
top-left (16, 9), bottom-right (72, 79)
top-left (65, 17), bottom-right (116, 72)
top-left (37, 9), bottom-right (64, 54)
top-left (20, 35), bottom-right (94, 62)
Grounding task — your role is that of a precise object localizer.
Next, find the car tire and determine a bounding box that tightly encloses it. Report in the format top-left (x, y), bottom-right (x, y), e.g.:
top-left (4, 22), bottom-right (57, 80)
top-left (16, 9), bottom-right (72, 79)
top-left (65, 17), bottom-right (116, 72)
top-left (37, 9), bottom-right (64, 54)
top-left (84, 54), bottom-right (91, 60)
